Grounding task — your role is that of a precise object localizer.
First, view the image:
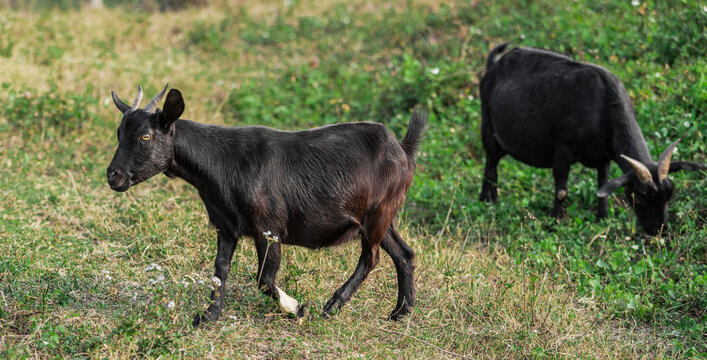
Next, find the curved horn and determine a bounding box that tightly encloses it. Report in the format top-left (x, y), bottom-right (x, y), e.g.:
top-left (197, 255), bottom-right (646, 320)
top-left (111, 91), bottom-right (131, 113)
top-left (657, 139), bottom-right (680, 182)
top-left (621, 154), bottom-right (653, 185)
top-left (144, 84), bottom-right (169, 114)
top-left (131, 85), bottom-right (143, 111)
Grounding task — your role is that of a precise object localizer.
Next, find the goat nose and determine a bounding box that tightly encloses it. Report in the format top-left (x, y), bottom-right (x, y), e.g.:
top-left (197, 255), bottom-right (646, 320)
top-left (107, 168), bottom-right (118, 182)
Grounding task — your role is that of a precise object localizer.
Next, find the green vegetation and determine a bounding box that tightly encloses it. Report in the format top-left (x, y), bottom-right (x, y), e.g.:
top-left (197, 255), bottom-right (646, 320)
top-left (0, 0), bottom-right (705, 358)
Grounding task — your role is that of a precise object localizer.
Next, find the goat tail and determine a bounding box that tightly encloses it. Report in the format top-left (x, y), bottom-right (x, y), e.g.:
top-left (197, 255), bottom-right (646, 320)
top-left (486, 42), bottom-right (510, 71)
top-left (401, 105), bottom-right (428, 158)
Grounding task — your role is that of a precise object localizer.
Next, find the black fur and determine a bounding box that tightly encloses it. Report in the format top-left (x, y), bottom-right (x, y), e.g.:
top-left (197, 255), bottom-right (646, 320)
top-left (108, 88), bottom-right (426, 325)
top-left (478, 44), bottom-right (705, 235)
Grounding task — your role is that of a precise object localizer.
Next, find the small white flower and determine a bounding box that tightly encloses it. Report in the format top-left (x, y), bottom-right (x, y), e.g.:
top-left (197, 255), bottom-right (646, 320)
top-left (429, 67), bottom-right (440, 75)
top-left (263, 231), bottom-right (272, 236)
top-left (167, 301), bottom-right (175, 309)
top-left (181, 280), bottom-right (190, 287)
top-left (144, 263), bottom-right (162, 272)
top-left (105, 275), bottom-right (112, 281)
top-left (131, 292), bottom-right (138, 301)
top-left (631, 0), bottom-right (640, 6)
top-left (212, 277), bottom-right (222, 286)
top-left (102, 270), bottom-right (110, 275)
top-left (229, 315), bottom-right (238, 321)
top-left (198, 280), bottom-right (205, 285)
top-left (148, 275), bottom-right (165, 285)
top-left (520, 33), bottom-right (526, 40)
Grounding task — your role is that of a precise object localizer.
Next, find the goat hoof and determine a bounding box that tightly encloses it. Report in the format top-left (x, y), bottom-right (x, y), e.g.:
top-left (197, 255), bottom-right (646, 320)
top-left (321, 304), bottom-right (337, 319)
top-left (321, 304), bottom-right (338, 319)
top-left (551, 207), bottom-right (567, 220)
top-left (322, 295), bottom-right (342, 318)
top-left (192, 314), bottom-right (207, 327)
top-left (192, 308), bottom-right (221, 327)
top-left (478, 191), bottom-right (498, 203)
top-left (387, 305), bottom-right (412, 321)
top-left (294, 303), bottom-right (308, 325)
top-left (296, 303), bottom-right (308, 318)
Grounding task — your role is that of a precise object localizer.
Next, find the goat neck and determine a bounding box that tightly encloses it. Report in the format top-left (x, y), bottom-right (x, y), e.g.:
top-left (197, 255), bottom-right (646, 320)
top-left (608, 89), bottom-right (654, 172)
top-left (165, 119), bottom-right (232, 192)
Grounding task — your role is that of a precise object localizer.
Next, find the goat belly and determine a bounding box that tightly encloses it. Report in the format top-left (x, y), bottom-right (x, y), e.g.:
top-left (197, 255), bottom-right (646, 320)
top-left (282, 215), bottom-right (363, 249)
top-left (493, 132), bottom-right (554, 168)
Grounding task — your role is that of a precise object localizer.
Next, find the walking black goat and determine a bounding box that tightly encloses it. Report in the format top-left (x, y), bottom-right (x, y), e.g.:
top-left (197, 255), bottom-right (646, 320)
top-left (479, 44), bottom-right (705, 235)
top-left (107, 85), bottom-right (426, 325)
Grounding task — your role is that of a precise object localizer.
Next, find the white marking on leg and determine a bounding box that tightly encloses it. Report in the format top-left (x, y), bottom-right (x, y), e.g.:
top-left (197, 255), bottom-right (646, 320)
top-left (276, 286), bottom-right (299, 315)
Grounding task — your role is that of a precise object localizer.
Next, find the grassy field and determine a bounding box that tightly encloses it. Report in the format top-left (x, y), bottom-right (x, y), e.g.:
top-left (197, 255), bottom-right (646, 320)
top-left (0, 0), bottom-right (705, 358)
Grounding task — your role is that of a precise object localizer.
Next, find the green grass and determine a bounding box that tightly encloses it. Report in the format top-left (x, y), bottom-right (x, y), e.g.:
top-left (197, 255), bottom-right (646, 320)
top-left (0, 0), bottom-right (705, 358)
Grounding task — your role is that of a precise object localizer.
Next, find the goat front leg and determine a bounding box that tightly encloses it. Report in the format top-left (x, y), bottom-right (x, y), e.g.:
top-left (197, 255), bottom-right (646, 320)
top-left (193, 231), bottom-right (239, 327)
top-left (551, 155), bottom-right (570, 220)
top-left (596, 163), bottom-right (609, 218)
top-left (255, 234), bottom-right (306, 318)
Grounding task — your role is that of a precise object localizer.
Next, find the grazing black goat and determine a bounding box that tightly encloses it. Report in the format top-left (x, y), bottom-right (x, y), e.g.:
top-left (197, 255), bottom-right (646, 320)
top-left (479, 43), bottom-right (705, 235)
top-left (107, 85), bottom-right (426, 325)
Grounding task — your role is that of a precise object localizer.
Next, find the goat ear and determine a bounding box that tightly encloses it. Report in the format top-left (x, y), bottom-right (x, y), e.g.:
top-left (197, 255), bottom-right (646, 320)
top-left (669, 161), bottom-right (706, 173)
top-left (111, 91), bottom-right (131, 114)
top-left (597, 172), bottom-right (632, 198)
top-left (161, 89), bottom-right (184, 130)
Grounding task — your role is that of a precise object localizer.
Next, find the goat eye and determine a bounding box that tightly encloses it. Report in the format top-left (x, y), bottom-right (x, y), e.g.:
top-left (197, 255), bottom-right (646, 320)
top-left (141, 134), bottom-right (151, 141)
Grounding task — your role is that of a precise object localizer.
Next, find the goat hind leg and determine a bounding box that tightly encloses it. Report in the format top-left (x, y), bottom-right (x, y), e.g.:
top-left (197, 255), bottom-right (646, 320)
top-left (322, 235), bottom-right (380, 318)
top-left (479, 123), bottom-right (505, 202)
top-left (380, 224), bottom-right (415, 320)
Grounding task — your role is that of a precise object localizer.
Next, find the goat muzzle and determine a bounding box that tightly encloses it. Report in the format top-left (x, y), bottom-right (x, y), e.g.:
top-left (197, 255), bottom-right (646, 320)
top-left (107, 167), bottom-right (132, 192)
